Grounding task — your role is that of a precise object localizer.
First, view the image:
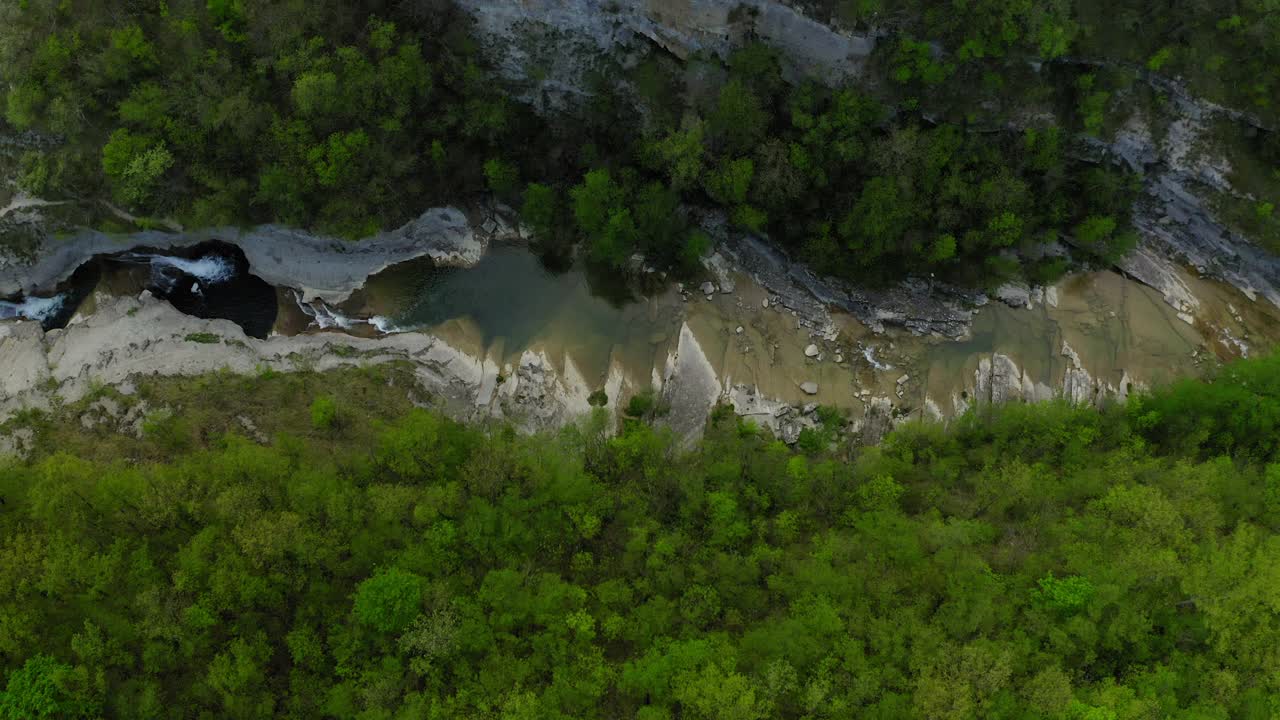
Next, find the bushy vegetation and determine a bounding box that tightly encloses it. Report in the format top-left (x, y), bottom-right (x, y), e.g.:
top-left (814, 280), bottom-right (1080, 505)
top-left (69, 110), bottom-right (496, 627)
top-left (2, 0), bottom-right (1275, 287)
top-left (0, 1), bottom-right (516, 237)
top-left (513, 33), bottom-right (1147, 287)
top-left (1, 0), bottom-right (1140, 290)
top-left (3, 356), bottom-right (1280, 717)
top-left (822, 0), bottom-right (1280, 125)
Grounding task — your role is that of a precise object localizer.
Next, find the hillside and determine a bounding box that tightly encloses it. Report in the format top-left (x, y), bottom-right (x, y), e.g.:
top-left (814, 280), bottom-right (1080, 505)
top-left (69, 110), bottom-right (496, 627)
top-left (1, 356), bottom-right (1279, 717)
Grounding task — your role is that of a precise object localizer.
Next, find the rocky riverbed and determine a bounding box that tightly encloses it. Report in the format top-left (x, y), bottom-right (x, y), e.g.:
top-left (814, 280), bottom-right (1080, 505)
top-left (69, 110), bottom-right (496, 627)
top-left (3, 200), bottom-right (1278, 453)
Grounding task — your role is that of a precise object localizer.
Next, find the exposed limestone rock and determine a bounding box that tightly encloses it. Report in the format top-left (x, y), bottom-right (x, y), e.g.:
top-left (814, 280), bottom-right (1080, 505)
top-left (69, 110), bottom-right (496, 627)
top-left (1044, 285), bottom-right (1060, 308)
top-left (0, 427), bottom-right (34, 459)
top-left (728, 383), bottom-right (835, 446)
top-left (456, 0), bottom-right (876, 112)
top-left (1, 204), bottom-right (512, 304)
top-left (703, 252), bottom-right (737, 293)
top-left (922, 398), bottom-right (944, 423)
top-left (236, 415), bottom-right (270, 445)
top-left (720, 232), bottom-right (981, 339)
top-left (974, 354), bottom-right (1053, 405)
top-left (856, 396), bottom-right (895, 445)
top-left (500, 350), bottom-right (597, 432)
top-left (80, 396), bottom-right (125, 431)
top-left (1060, 342), bottom-right (1095, 405)
top-left (0, 322), bottom-right (51, 403)
top-left (995, 283), bottom-right (1033, 309)
top-left (659, 323), bottom-right (724, 443)
top-left (1089, 81), bottom-right (1280, 310)
top-left (0, 294), bottom-right (499, 429)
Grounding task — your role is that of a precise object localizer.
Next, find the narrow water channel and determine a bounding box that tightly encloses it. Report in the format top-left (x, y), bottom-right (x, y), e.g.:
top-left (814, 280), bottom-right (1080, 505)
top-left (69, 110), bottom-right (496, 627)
top-left (5, 238), bottom-right (1278, 420)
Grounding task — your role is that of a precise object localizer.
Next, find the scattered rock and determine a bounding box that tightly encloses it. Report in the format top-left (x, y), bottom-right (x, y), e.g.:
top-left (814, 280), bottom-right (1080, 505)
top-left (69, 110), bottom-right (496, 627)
top-left (700, 281), bottom-right (716, 296)
top-left (0, 427), bottom-right (34, 459)
top-left (800, 381), bottom-right (819, 395)
top-left (896, 374), bottom-right (910, 385)
top-left (120, 401), bottom-right (150, 439)
top-left (995, 282), bottom-right (1033, 309)
top-left (95, 397), bottom-right (122, 416)
top-left (1044, 286), bottom-right (1059, 308)
top-left (804, 344), bottom-right (820, 358)
top-left (779, 422), bottom-right (802, 445)
top-left (236, 415), bottom-right (270, 444)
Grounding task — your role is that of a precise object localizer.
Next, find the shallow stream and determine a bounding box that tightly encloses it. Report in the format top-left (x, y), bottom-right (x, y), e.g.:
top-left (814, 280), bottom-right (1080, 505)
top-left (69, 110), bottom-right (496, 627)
top-left (5, 238), bottom-right (1278, 420)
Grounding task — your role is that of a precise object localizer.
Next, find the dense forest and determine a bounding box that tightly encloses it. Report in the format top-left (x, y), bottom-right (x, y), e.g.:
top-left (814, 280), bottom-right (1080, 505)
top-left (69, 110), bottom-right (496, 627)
top-left (12, 0), bottom-right (1275, 286)
top-left (0, 356), bottom-right (1279, 717)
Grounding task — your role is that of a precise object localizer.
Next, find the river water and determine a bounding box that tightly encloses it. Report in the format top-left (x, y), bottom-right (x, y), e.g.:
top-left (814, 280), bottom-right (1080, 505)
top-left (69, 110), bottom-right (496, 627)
top-left (12, 240), bottom-right (1280, 421)
top-left (342, 247), bottom-right (684, 383)
top-left (331, 245), bottom-right (1280, 417)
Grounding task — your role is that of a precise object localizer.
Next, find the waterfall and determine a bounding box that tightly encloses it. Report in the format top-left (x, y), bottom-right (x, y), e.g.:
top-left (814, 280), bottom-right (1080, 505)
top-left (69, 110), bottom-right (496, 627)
top-left (0, 294), bottom-right (66, 323)
top-left (292, 291), bottom-right (399, 333)
top-left (862, 345), bottom-right (893, 371)
top-left (118, 252), bottom-right (236, 291)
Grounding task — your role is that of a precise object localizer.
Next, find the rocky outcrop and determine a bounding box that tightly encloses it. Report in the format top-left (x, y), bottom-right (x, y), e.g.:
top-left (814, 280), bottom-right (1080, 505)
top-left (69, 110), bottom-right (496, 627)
top-left (1130, 178), bottom-right (1280, 309)
top-left (0, 292), bottom-right (489, 423)
top-left (851, 395), bottom-right (896, 445)
top-left (456, 0), bottom-right (877, 111)
top-left (0, 204), bottom-right (516, 303)
top-left (659, 322), bottom-right (725, 443)
top-left (1114, 245), bottom-right (1201, 320)
top-left (950, 344), bottom-right (1144, 414)
top-left (728, 384), bottom-right (820, 445)
top-left (972, 354), bottom-right (1054, 406)
top-left (492, 349), bottom-right (598, 432)
top-left (0, 321), bottom-right (51, 403)
top-left (720, 231), bottom-right (982, 339)
top-left (1089, 75), bottom-right (1280, 310)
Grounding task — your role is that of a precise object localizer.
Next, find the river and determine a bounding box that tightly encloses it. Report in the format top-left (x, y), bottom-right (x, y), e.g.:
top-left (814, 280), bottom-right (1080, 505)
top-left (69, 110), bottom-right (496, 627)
top-left (3, 232), bottom-right (1279, 439)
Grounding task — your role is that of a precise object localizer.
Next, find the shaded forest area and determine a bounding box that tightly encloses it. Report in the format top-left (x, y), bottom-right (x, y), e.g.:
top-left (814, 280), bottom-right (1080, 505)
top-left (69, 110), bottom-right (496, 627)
top-left (1, 356), bottom-right (1280, 717)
